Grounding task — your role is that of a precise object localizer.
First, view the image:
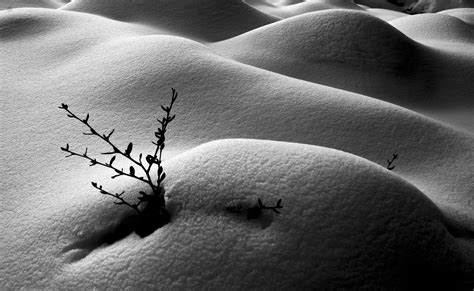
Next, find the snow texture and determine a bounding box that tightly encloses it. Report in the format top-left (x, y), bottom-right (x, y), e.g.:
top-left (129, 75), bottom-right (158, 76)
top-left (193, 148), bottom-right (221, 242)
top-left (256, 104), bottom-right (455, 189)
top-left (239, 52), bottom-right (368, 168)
top-left (1, 0), bottom-right (473, 289)
top-left (408, 0), bottom-right (474, 13)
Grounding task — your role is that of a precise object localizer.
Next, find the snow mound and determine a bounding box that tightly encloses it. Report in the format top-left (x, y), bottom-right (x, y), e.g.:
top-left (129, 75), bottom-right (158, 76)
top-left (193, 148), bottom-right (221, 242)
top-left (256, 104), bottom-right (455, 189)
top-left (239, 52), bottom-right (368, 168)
top-left (60, 0), bottom-right (277, 41)
top-left (0, 0), bottom-right (66, 10)
top-left (354, 0), bottom-right (411, 12)
top-left (365, 8), bottom-right (409, 21)
top-left (439, 8), bottom-right (474, 24)
top-left (2, 7), bottom-right (474, 289)
top-left (51, 139), bottom-right (474, 289)
top-left (389, 12), bottom-right (474, 43)
top-left (0, 8), bottom-right (158, 42)
top-left (212, 9), bottom-right (468, 107)
top-left (3, 16), bottom-right (472, 229)
top-left (245, 0), bottom-right (362, 18)
top-left (213, 10), bottom-right (419, 77)
top-left (407, 0), bottom-right (474, 13)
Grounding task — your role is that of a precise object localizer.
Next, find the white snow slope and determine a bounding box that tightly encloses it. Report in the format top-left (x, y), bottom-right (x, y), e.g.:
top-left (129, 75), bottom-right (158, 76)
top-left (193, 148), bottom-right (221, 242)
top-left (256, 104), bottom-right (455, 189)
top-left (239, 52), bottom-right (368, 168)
top-left (1, 1), bottom-right (473, 289)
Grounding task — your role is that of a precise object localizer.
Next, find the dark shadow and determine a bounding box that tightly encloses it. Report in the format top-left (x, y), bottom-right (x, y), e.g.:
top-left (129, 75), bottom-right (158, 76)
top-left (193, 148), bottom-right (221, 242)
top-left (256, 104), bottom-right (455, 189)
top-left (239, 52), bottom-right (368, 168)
top-left (62, 203), bottom-right (170, 262)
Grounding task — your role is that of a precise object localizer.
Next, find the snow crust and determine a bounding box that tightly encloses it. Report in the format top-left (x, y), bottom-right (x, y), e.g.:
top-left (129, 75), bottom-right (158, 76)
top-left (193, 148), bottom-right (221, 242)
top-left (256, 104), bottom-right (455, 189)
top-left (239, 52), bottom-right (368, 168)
top-left (1, 1), bottom-right (473, 289)
top-left (60, 0), bottom-right (277, 42)
top-left (440, 8), bottom-right (474, 24)
top-left (389, 12), bottom-right (474, 43)
top-left (51, 139), bottom-right (473, 289)
top-left (212, 9), bottom-right (474, 108)
top-left (244, 0), bottom-right (363, 18)
top-left (408, 0), bottom-right (474, 13)
top-left (0, 0), bottom-right (66, 10)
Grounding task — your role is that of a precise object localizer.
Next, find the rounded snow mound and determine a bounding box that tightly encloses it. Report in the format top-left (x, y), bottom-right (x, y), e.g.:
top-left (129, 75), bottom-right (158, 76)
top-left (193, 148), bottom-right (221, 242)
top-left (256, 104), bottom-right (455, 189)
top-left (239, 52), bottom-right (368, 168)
top-left (0, 8), bottom-right (158, 42)
top-left (3, 26), bottom-right (472, 228)
top-left (213, 9), bottom-right (419, 74)
top-left (0, 0), bottom-right (66, 10)
top-left (354, 0), bottom-right (409, 12)
top-left (439, 8), bottom-right (474, 25)
top-left (407, 0), bottom-right (474, 14)
top-left (0, 8), bottom-right (61, 39)
top-left (211, 9), bottom-right (427, 103)
top-left (55, 139), bottom-right (473, 289)
top-left (245, 0), bottom-right (362, 18)
top-left (365, 8), bottom-right (409, 21)
top-left (61, 0), bottom-right (276, 41)
top-left (389, 12), bottom-right (474, 43)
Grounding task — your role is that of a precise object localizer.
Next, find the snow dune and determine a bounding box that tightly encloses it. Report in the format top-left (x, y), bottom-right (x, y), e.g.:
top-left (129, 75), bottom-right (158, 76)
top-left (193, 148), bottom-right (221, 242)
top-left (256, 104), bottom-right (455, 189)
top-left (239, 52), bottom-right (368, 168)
top-left (440, 8), bottom-right (474, 25)
top-left (0, 0), bottom-right (67, 10)
top-left (60, 0), bottom-right (277, 42)
top-left (53, 139), bottom-right (473, 289)
top-left (244, 0), bottom-right (363, 18)
top-left (389, 11), bottom-right (474, 44)
top-left (212, 9), bottom-right (473, 109)
top-left (407, 0), bottom-right (474, 13)
top-left (1, 1), bottom-right (473, 289)
top-left (354, 0), bottom-right (415, 12)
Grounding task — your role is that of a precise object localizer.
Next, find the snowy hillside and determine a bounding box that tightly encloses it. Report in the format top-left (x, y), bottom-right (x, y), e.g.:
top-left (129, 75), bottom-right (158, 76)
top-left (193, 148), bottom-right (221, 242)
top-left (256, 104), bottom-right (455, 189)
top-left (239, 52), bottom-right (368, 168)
top-left (1, 0), bottom-right (473, 289)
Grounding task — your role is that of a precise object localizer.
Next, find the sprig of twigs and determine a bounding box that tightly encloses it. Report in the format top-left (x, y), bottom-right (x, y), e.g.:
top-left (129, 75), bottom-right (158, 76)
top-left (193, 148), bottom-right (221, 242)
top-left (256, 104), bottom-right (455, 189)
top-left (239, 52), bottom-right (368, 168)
top-left (226, 198), bottom-right (284, 219)
top-left (258, 198), bottom-right (283, 213)
top-left (59, 88), bottom-right (178, 214)
top-left (386, 153), bottom-right (398, 170)
top-left (91, 182), bottom-right (141, 212)
top-left (148, 88), bottom-right (178, 199)
top-left (243, 198), bottom-right (283, 220)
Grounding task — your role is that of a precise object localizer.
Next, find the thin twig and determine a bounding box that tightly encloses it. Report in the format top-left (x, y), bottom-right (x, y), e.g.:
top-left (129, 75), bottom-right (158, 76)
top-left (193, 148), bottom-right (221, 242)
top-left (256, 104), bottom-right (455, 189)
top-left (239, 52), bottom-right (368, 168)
top-left (59, 104), bottom-right (149, 172)
top-left (147, 88), bottom-right (178, 191)
top-left (258, 198), bottom-right (283, 214)
top-left (91, 182), bottom-right (141, 214)
top-left (60, 144), bottom-right (149, 184)
top-left (386, 153), bottom-right (398, 170)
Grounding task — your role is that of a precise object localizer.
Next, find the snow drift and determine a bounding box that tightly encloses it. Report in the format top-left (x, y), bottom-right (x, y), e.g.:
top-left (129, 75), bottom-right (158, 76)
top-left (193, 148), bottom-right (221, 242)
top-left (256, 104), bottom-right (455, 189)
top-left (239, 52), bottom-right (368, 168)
top-left (1, 1), bottom-right (473, 290)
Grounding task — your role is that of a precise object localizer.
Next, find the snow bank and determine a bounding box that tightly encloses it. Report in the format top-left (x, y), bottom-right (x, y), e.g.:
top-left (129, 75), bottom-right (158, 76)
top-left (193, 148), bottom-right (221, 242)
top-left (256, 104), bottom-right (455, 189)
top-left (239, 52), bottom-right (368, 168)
top-left (408, 0), bottom-right (474, 13)
top-left (212, 9), bottom-right (473, 108)
top-left (389, 12), bottom-right (474, 43)
top-left (51, 139), bottom-right (473, 289)
top-left (440, 8), bottom-right (474, 24)
top-left (354, 0), bottom-right (415, 12)
top-left (355, 0), bottom-right (474, 13)
top-left (60, 0), bottom-right (277, 41)
top-left (0, 8), bottom-right (160, 43)
top-left (1, 4), bottom-right (473, 290)
top-left (0, 0), bottom-right (67, 10)
top-left (2, 7), bottom-right (472, 230)
top-left (365, 8), bottom-right (409, 21)
top-left (245, 0), bottom-right (362, 18)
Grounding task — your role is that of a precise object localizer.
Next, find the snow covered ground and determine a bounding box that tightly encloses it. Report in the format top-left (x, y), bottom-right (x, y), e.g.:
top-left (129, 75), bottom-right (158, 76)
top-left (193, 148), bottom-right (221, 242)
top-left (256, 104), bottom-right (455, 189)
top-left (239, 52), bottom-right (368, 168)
top-left (1, 0), bottom-right (473, 289)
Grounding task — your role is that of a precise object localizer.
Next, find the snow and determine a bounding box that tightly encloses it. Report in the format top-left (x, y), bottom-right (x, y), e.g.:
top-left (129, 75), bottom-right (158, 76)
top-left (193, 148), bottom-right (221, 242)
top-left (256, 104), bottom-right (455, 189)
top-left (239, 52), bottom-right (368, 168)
top-left (365, 8), bottom-right (408, 21)
top-left (354, 0), bottom-right (416, 12)
top-left (389, 12), bottom-right (474, 43)
top-left (1, 0), bottom-right (473, 289)
top-left (60, 0), bottom-right (277, 42)
top-left (244, 0), bottom-right (363, 18)
top-left (407, 0), bottom-right (474, 13)
top-left (212, 9), bottom-right (474, 109)
top-left (440, 8), bottom-right (474, 24)
top-left (52, 139), bottom-right (474, 289)
top-left (0, 0), bottom-right (67, 10)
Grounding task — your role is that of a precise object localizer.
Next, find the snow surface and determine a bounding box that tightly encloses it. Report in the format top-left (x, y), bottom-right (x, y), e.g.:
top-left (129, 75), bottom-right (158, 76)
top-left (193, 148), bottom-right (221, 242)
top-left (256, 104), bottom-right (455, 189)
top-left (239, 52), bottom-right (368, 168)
top-left (244, 0), bottom-right (364, 18)
top-left (211, 9), bottom-right (474, 108)
top-left (408, 0), bottom-right (474, 13)
top-left (0, 0), bottom-right (67, 10)
top-left (440, 8), bottom-right (474, 24)
top-left (1, 0), bottom-right (473, 289)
